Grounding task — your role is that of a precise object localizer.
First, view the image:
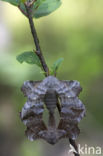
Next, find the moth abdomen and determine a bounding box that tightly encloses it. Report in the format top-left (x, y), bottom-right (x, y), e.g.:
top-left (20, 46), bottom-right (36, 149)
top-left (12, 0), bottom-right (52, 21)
top-left (44, 90), bottom-right (58, 112)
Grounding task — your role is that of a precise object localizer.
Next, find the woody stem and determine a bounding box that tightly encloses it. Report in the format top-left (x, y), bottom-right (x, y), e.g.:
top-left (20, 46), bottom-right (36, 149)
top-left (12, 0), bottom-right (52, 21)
top-left (25, 3), bottom-right (49, 77)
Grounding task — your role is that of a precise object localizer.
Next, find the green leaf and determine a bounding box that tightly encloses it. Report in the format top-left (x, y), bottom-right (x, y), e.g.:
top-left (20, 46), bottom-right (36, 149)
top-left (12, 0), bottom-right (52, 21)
top-left (40, 71), bottom-right (47, 76)
top-left (16, 51), bottom-right (42, 67)
top-left (1, 0), bottom-right (62, 18)
top-left (33, 0), bottom-right (62, 18)
top-left (2, 0), bottom-right (19, 5)
top-left (21, 0), bottom-right (26, 3)
top-left (50, 58), bottom-right (64, 75)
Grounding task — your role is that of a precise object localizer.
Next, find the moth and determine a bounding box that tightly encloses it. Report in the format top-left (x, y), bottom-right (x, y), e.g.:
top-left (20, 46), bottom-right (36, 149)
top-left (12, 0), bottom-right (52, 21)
top-left (20, 76), bottom-right (86, 145)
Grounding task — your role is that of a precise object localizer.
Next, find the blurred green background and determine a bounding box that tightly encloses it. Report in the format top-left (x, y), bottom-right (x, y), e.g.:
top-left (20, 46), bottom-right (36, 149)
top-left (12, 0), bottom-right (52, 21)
top-left (0, 0), bottom-right (103, 156)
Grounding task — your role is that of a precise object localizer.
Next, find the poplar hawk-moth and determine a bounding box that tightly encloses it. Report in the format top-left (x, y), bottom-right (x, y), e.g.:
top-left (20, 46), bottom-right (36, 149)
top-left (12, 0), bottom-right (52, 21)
top-left (20, 76), bottom-right (86, 145)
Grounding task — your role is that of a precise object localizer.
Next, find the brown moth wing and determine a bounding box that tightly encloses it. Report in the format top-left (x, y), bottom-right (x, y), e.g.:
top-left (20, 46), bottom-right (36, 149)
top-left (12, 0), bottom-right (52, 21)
top-left (57, 80), bottom-right (82, 97)
top-left (58, 118), bottom-right (80, 140)
top-left (25, 127), bottom-right (38, 141)
top-left (56, 80), bottom-right (86, 123)
top-left (21, 79), bottom-right (50, 119)
top-left (62, 80), bottom-right (82, 96)
top-left (59, 96), bottom-right (85, 123)
top-left (21, 80), bottom-right (41, 97)
top-left (25, 120), bottom-right (47, 141)
top-left (20, 80), bottom-right (48, 141)
top-left (56, 80), bottom-right (86, 139)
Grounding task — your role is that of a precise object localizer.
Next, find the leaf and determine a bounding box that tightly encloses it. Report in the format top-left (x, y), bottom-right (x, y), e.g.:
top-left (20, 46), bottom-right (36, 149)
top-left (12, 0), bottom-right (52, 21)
top-left (50, 58), bottom-right (64, 75)
top-left (21, 0), bottom-right (26, 3)
top-left (2, 0), bottom-right (19, 5)
top-left (16, 51), bottom-right (42, 67)
top-left (40, 71), bottom-right (47, 76)
top-left (33, 0), bottom-right (62, 18)
top-left (1, 0), bottom-right (62, 18)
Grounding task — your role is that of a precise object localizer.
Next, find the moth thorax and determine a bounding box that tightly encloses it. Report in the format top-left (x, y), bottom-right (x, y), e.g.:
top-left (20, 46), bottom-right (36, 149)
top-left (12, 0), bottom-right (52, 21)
top-left (44, 89), bottom-right (57, 113)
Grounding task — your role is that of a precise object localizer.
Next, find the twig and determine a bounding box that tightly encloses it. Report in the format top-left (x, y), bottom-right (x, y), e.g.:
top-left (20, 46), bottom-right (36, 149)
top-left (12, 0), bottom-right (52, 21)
top-left (18, 5), bottom-right (28, 17)
top-left (24, 2), bottom-right (49, 77)
top-left (69, 138), bottom-right (80, 156)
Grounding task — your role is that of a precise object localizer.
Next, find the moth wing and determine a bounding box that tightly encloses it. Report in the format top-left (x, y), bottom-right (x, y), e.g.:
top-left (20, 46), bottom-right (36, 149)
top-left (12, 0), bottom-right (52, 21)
top-left (25, 121), bottom-right (47, 141)
top-left (21, 79), bottom-right (49, 118)
top-left (57, 80), bottom-right (86, 139)
top-left (59, 80), bottom-right (82, 97)
top-left (20, 80), bottom-right (48, 141)
top-left (21, 80), bottom-right (40, 97)
top-left (60, 97), bottom-right (86, 123)
top-left (57, 80), bottom-right (86, 123)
